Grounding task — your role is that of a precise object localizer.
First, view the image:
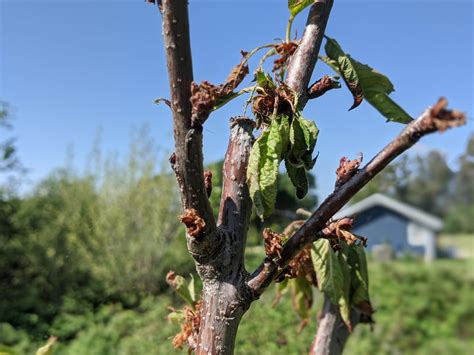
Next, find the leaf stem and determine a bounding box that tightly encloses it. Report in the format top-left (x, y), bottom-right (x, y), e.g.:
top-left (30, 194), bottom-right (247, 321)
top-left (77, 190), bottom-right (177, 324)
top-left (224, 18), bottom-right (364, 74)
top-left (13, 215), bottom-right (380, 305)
top-left (286, 15), bottom-right (295, 43)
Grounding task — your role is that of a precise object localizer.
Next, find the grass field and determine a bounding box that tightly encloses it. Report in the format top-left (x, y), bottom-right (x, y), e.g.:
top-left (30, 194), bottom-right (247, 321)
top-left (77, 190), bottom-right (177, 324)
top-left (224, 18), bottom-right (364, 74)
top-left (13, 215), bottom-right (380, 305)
top-left (438, 234), bottom-right (474, 258)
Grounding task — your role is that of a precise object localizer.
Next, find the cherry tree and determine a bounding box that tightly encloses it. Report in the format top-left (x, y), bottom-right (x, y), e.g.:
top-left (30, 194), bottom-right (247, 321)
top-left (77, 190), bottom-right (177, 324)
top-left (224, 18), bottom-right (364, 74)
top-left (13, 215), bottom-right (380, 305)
top-left (147, 1), bottom-right (465, 354)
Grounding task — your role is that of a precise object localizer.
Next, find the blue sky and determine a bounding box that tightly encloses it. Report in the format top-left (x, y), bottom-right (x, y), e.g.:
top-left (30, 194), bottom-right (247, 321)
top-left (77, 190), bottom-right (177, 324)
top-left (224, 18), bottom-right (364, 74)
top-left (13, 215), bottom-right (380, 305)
top-left (1, 0), bottom-right (472, 198)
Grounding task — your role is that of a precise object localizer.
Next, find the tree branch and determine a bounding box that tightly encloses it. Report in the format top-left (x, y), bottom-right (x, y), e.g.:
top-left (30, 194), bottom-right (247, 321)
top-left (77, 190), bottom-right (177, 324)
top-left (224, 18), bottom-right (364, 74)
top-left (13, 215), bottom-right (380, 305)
top-left (162, 0), bottom-right (216, 255)
top-left (248, 98), bottom-right (465, 295)
top-left (218, 117), bottom-right (254, 240)
top-left (285, 0), bottom-right (334, 101)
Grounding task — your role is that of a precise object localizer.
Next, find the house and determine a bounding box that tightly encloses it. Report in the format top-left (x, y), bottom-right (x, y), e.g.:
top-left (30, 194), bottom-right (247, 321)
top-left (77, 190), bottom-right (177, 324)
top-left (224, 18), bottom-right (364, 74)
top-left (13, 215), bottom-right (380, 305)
top-left (333, 193), bottom-right (443, 261)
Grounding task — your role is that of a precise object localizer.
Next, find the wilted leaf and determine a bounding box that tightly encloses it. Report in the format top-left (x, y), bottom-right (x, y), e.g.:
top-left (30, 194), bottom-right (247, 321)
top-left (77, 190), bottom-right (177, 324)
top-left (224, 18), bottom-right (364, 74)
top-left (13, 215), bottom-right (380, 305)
top-left (273, 278), bottom-right (290, 307)
top-left (311, 239), bottom-right (344, 306)
top-left (247, 115), bottom-right (290, 219)
top-left (337, 244), bottom-right (352, 331)
top-left (290, 276), bottom-right (313, 324)
top-left (188, 274), bottom-right (197, 303)
top-left (285, 115), bottom-right (318, 198)
top-left (323, 36), bottom-right (413, 123)
top-left (288, 0), bottom-right (314, 17)
top-left (166, 271), bottom-right (195, 306)
top-left (263, 228), bottom-right (284, 259)
top-left (285, 160), bottom-right (308, 199)
top-left (348, 245), bottom-right (373, 315)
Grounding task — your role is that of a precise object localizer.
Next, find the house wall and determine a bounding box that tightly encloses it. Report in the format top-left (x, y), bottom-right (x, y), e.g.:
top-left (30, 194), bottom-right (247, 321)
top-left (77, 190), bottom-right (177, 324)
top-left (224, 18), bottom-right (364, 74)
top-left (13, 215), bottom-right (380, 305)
top-left (351, 206), bottom-right (425, 256)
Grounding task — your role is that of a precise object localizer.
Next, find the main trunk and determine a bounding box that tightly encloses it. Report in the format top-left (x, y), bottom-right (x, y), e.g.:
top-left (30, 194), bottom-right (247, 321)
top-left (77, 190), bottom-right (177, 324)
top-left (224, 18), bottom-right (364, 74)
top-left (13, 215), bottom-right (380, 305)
top-left (194, 117), bottom-right (255, 354)
top-left (195, 279), bottom-right (248, 354)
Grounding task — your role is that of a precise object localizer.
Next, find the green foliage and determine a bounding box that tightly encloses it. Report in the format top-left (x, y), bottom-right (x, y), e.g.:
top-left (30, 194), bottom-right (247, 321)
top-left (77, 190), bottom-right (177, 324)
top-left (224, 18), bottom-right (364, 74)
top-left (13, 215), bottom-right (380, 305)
top-left (311, 239), bottom-right (345, 306)
top-left (287, 0), bottom-right (314, 17)
top-left (166, 273), bottom-right (200, 306)
top-left (247, 112), bottom-right (319, 220)
top-left (0, 128), bottom-right (193, 340)
top-left (3, 259), bottom-right (472, 354)
top-left (445, 134), bottom-right (474, 233)
top-left (321, 37), bottom-right (412, 123)
top-left (310, 239), bottom-right (372, 329)
top-left (285, 114), bottom-right (319, 198)
top-left (248, 115), bottom-right (290, 219)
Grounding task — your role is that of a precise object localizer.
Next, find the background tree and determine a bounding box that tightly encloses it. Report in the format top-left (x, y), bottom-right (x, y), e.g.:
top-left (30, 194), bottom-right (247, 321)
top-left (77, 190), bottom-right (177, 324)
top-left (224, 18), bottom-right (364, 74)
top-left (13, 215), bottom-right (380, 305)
top-left (445, 134), bottom-right (474, 233)
top-left (352, 151), bottom-right (453, 217)
top-left (151, 1), bottom-right (466, 354)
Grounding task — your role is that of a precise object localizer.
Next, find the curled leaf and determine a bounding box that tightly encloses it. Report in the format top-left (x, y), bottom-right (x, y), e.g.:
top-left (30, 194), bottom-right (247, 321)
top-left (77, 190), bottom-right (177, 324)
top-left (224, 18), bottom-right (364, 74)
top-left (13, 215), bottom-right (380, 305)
top-left (307, 75), bottom-right (341, 99)
top-left (191, 53), bottom-right (249, 119)
top-left (322, 36), bottom-right (413, 123)
top-left (247, 115), bottom-right (290, 219)
top-left (288, 0), bottom-right (314, 17)
top-left (166, 271), bottom-right (195, 306)
top-left (285, 115), bottom-right (319, 198)
top-left (263, 228), bottom-right (284, 259)
top-left (180, 209), bottom-right (206, 238)
top-left (335, 153), bottom-right (363, 188)
top-left (273, 41), bottom-right (299, 73)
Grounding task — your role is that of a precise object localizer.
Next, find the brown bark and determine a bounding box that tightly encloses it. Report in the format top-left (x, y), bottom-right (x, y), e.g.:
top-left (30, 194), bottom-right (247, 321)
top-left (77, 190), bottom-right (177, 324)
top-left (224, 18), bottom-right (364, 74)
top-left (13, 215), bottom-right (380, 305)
top-left (309, 296), bottom-right (359, 355)
top-left (285, 0), bottom-right (334, 102)
top-left (195, 118), bottom-right (255, 354)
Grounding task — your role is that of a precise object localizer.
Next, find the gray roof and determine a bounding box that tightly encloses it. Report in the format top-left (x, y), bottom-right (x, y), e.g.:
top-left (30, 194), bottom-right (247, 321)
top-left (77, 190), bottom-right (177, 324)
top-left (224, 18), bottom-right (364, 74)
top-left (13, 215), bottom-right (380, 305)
top-left (333, 193), bottom-right (443, 231)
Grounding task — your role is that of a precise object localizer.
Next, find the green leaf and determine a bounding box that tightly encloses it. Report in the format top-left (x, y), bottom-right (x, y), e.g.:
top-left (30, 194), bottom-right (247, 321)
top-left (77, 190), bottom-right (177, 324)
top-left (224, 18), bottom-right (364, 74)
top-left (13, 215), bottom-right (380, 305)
top-left (168, 273), bottom-right (195, 306)
top-left (285, 159), bottom-right (308, 199)
top-left (348, 245), bottom-right (373, 315)
top-left (247, 115), bottom-right (290, 219)
top-left (272, 278), bottom-right (290, 307)
top-left (288, 0), bottom-right (314, 17)
top-left (255, 69), bottom-right (276, 89)
top-left (337, 243), bottom-right (352, 331)
top-left (285, 115), bottom-right (318, 198)
top-left (166, 311), bottom-right (186, 324)
top-left (290, 276), bottom-right (313, 321)
top-left (188, 273), bottom-right (196, 303)
top-left (322, 36), bottom-right (413, 123)
top-left (311, 239), bottom-right (344, 306)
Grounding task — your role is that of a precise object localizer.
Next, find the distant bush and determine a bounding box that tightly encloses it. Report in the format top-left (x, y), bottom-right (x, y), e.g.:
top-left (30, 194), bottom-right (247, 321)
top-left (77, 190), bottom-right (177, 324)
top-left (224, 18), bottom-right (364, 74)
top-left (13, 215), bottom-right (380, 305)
top-left (0, 127), bottom-right (193, 339)
top-left (2, 259), bottom-right (472, 354)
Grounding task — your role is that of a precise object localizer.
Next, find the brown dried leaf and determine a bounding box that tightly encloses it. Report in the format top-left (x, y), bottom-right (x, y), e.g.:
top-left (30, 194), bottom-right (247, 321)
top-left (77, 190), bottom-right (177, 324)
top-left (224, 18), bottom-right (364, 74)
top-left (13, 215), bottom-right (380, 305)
top-left (222, 56), bottom-right (249, 95)
top-left (180, 209), bottom-right (206, 238)
top-left (285, 246), bottom-right (318, 286)
top-left (335, 153), bottom-right (363, 188)
top-left (429, 97), bottom-right (466, 132)
top-left (263, 228), bottom-right (284, 259)
top-left (251, 83), bottom-right (296, 126)
top-left (190, 81), bottom-right (221, 118)
top-left (322, 217), bottom-right (368, 247)
top-left (170, 300), bottom-right (203, 351)
top-left (273, 41), bottom-right (298, 73)
top-left (191, 53), bottom-right (249, 119)
top-left (308, 75), bottom-right (341, 99)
